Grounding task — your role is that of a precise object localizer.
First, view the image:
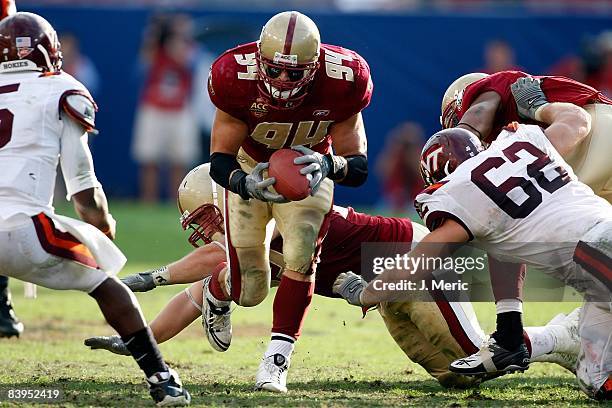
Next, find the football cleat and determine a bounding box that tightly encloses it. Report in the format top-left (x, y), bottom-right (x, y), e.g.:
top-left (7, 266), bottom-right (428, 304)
top-left (449, 338), bottom-right (530, 376)
top-left (548, 307), bottom-right (581, 355)
top-left (84, 334), bottom-right (130, 356)
top-left (255, 353), bottom-right (289, 393)
top-left (0, 288), bottom-right (23, 338)
top-left (121, 272), bottom-right (156, 292)
top-left (201, 276), bottom-right (232, 352)
top-left (532, 351), bottom-right (577, 374)
top-left (147, 367), bottom-right (191, 406)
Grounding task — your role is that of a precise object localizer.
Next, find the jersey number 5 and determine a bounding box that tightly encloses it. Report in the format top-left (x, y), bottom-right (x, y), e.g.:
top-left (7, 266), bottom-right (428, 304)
top-left (0, 83), bottom-right (19, 149)
top-left (471, 141), bottom-right (570, 219)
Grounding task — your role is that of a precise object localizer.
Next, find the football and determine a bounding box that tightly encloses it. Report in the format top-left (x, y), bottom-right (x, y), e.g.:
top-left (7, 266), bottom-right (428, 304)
top-left (269, 148), bottom-right (312, 201)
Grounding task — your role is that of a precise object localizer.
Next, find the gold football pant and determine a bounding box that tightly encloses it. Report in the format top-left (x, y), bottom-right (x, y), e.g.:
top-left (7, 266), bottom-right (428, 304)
top-left (565, 104), bottom-right (612, 203)
top-left (378, 299), bottom-right (485, 388)
top-left (223, 148), bottom-right (333, 306)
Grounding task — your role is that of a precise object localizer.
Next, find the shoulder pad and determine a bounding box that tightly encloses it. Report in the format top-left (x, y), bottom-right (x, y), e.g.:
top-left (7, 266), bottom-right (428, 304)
top-left (59, 90), bottom-right (98, 134)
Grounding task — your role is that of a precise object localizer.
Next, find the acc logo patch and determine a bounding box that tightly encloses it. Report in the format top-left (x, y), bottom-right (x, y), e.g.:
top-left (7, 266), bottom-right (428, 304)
top-left (250, 101), bottom-right (268, 117)
top-left (313, 109), bottom-right (330, 117)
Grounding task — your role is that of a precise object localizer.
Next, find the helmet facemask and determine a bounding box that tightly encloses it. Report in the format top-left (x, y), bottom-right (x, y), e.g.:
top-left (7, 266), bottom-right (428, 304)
top-left (256, 48), bottom-right (319, 109)
top-left (180, 204), bottom-right (225, 248)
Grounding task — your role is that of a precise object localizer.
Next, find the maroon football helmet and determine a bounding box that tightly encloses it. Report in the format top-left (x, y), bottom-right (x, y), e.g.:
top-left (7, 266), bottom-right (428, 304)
top-left (419, 128), bottom-right (484, 186)
top-left (0, 12), bottom-right (62, 72)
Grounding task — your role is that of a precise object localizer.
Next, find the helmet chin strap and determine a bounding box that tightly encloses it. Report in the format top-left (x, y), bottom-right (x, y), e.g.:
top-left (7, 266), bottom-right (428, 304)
top-left (211, 178), bottom-right (219, 208)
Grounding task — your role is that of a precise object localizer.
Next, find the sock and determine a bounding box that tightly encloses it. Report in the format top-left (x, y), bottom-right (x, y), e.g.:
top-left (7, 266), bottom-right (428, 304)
top-left (496, 299), bottom-right (523, 314)
top-left (150, 266), bottom-right (170, 286)
top-left (265, 333), bottom-right (295, 359)
top-left (0, 275), bottom-right (8, 291)
top-left (208, 262), bottom-right (231, 304)
top-left (271, 275), bottom-right (315, 340)
top-left (524, 326), bottom-right (555, 358)
top-left (492, 311), bottom-right (525, 351)
top-left (122, 326), bottom-right (167, 378)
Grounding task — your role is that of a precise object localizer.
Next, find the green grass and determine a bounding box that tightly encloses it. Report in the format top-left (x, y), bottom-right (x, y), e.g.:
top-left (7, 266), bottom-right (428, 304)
top-left (0, 202), bottom-right (594, 407)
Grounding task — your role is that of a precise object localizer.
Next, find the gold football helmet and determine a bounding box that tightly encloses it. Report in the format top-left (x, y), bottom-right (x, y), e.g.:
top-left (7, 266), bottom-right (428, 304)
top-left (440, 73), bottom-right (488, 128)
top-left (257, 11), bottom-right (321, 109)
top-left (177, 163), bottom-right (225, 247)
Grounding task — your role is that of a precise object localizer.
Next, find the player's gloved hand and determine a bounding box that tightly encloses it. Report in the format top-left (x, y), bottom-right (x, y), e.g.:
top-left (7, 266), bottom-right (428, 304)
top-left (245, 162), bottom-right (288, 203)
top-left (121, 272), bottom-right (156, 292)
top-left (84, 335), bottom-right (130, 356)
top-left (511, 77), bottom-right (549, 120)
top-left (292, 145), bottom-right (331, 195)
top-left (333, 271), bottom-right (367, 306)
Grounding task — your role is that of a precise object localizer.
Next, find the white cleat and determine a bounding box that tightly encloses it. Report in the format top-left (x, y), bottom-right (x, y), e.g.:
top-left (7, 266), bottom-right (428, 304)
top-left (532, 351), bottom-right (577, 373)
top-left (201, 276), bottom-right (232, 352)
top-left (548, 307), bottom-right (581, 355)
top-left (255, 354), bottom-right (289, 393)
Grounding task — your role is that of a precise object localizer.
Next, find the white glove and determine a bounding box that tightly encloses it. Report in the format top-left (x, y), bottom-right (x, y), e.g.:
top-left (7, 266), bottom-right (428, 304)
top-left (292, 145), bottom-right (331, 196)
top-left (245, 162), bottom-right (287, 203)
top-left (333, 271), bottom-right (367, 306)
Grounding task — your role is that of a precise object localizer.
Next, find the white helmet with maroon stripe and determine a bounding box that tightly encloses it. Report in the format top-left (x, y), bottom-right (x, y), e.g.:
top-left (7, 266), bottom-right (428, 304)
top-left (256, 11), bottom-right (320, 109)
top-left (177, 163), bottom-right (225, 247)
top-left (440, 73), bottom-right (488, 129)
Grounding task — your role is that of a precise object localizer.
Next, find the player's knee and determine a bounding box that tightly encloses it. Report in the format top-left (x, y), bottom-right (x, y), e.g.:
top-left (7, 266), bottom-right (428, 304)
top-left (283, 223), bottom-right (318, 274)
top-left (237, 267), bottom-right (270, 307)
top-left (238, 285), bottom-right (268, 307)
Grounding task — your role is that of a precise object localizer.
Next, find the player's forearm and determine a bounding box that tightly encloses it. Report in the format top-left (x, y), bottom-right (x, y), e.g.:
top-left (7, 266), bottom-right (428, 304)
top-left (539, 103), bottom-right (591, 158)
top-left (149, 284), bottom-right (202, 343)
top-left (457, 92), bottom-right (501, 141)
top-left (72, 187), bottom-right (115, 239)
top-left (166, 244), bottom-right (227, 284)
top-left (209, 152), bottom-right (250, 199)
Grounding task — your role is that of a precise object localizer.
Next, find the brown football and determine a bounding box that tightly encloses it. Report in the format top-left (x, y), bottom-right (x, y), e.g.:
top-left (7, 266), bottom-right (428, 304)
top-left (269, 149), bottom-right (311, 201)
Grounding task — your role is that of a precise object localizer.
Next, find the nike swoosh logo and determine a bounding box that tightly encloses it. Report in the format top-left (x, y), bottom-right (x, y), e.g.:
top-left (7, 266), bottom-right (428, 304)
top-left (527, 97), bottom-right (538, 106)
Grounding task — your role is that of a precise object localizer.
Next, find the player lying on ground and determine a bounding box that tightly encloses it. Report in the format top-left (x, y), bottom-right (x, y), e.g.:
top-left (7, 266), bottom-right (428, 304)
top-left (0, 12), bottom-right (190, 406)
top-left (205, 10), bottom-right (372, 392)
top-left (439, 71), bottom-right (612, 376)
top-left (333, 122), bottom-right (612, 400)
top-left (85, 164), bottom-right (580, 391)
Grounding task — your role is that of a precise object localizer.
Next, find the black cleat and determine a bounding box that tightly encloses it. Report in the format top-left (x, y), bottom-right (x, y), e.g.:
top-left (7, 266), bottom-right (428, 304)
top-left (147, 368), bottom-right (191, 406)
top-left (0, 289), bottom-right (24, 338)
top-left (450, 338), bottom-right (529, 377)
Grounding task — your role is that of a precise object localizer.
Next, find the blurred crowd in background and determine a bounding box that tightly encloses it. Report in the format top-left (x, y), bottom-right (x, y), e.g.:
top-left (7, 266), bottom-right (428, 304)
top-left (25, 1), bottom-right (612, 212)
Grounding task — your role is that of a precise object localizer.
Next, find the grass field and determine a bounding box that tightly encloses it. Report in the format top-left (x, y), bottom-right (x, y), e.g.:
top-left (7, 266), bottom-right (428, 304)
top-left (0, 202), bottom-right (594, 407)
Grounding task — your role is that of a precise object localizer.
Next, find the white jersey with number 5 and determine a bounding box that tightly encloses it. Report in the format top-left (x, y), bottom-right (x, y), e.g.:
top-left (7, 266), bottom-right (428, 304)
top-left (0, 70), bottom-right (100, 221)
top-left (415, 123), bottom-right (612, 272)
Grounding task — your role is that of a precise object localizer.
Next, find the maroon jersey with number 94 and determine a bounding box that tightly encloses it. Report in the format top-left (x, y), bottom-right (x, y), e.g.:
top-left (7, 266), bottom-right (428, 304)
top-left (208, 42), bottom-right (373, 162)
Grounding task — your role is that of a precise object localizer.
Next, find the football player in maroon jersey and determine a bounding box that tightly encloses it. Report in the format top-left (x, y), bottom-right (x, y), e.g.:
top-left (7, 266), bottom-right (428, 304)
top-left (205, 11), bottom-right (372, 390)
top-left (85, 164), bottom-right (579, 392)
top-left (439, 71), bottom-right (612, 374)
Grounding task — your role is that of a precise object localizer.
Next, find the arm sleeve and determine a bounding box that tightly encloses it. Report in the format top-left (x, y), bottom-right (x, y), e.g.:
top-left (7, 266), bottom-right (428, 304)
top-left (59, 112), bottom-right (102, 200)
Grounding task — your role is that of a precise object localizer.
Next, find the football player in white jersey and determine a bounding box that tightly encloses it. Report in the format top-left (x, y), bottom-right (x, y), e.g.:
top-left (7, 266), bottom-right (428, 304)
top-left (0, 0), bottom-right (23, 340)
top-left (334, 116), bottom-right (611, 399)
top-left (0, 12), bottom-right (190, 406)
